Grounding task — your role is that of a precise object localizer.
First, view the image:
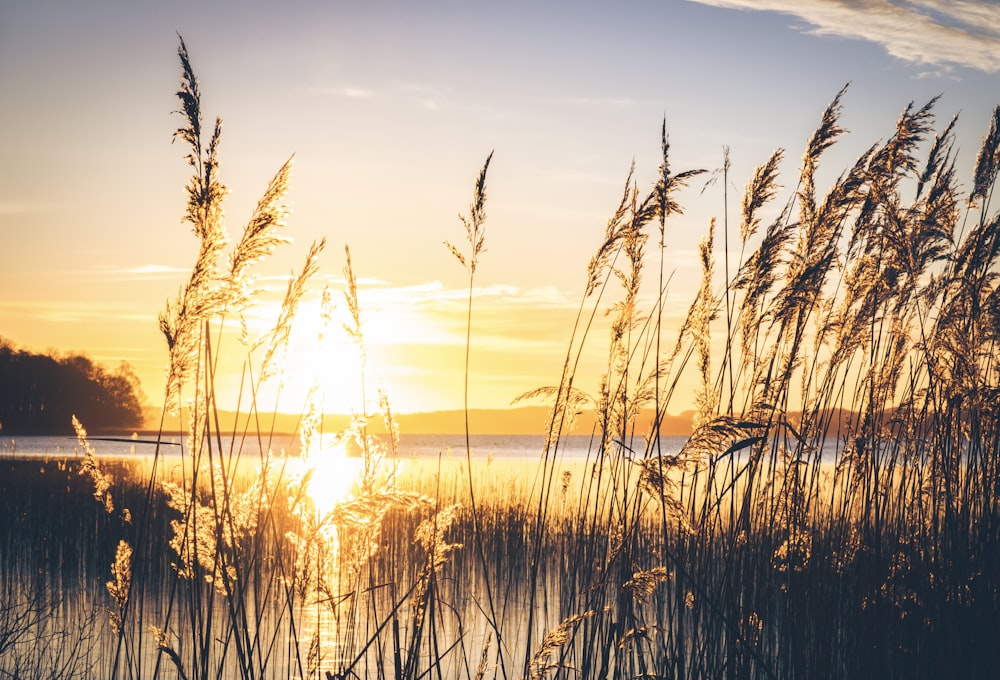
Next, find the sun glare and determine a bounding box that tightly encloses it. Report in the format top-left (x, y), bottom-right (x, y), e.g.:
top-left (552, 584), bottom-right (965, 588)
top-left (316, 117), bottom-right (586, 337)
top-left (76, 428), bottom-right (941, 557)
top-left (299, 441), bottom-right (363, 517)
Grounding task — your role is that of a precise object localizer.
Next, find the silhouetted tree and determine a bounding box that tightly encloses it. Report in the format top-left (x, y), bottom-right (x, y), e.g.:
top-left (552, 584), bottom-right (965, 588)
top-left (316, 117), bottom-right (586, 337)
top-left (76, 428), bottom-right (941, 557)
top-left (0, 338), bottom-right (145, 434)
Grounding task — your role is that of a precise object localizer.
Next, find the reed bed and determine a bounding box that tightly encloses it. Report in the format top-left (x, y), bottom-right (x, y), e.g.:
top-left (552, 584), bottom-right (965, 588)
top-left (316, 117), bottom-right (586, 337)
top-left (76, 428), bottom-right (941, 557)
top-left (2, 39), bottom-right (999, 679)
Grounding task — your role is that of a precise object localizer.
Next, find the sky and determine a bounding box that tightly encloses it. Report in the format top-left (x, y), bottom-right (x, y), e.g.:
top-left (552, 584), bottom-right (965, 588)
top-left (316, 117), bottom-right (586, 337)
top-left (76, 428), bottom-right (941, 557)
top-left (2, 0), bottom-right (1000, 418)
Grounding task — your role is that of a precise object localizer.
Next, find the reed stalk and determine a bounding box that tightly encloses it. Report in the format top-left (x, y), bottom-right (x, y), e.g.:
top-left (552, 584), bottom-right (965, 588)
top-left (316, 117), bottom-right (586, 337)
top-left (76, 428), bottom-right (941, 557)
top-left (8, 40), bottom-right (1000, 680)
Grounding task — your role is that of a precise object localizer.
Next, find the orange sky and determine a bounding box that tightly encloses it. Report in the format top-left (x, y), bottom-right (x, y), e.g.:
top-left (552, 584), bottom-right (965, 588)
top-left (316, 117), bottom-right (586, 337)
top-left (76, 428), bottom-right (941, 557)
top-left (3, 1), bottom-right (1000, 418)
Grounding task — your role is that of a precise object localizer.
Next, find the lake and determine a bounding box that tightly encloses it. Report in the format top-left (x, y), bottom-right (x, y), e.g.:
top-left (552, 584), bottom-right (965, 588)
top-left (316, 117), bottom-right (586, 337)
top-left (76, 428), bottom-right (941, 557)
top-left (2, 428), bottom-right (945, 679)
top-left (0, 432), bottom-right (691, 461)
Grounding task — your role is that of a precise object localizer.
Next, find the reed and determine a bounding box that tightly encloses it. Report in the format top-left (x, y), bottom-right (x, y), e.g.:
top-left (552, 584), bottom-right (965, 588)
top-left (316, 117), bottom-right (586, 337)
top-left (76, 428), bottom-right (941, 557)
top-left (3, 40), bottom-right (1000, 680)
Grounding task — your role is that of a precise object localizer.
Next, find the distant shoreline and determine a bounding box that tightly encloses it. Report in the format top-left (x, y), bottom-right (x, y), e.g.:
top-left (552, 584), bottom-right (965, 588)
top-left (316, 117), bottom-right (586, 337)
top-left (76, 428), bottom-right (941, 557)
top-left (139, 405), bottom-right (697, 437)
top-left (5, 404), bottom-right (894, 439)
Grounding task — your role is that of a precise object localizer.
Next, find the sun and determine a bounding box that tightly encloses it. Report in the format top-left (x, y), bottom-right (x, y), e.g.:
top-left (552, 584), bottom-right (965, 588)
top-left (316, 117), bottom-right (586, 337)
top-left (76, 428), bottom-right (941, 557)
top-left (238, 295), bottom-right (367, 416)
top-left (298, 440), bottom-right (363, 517)
top-left (284, 318), bottom-right (365, 415)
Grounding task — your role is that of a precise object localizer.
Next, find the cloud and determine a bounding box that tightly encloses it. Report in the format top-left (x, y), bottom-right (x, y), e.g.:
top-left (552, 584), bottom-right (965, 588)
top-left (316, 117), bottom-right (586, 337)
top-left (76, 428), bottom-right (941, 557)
top-left (89, 264), bottom-right (189, 280)
top-left (311, 85), bottom-right (378, 99)
top-left (242, 279), bottom-right (582, 351)
top-left (688, 0), bottom-right (1000, 72)
top-left (117, 264), bottom-right (189, 276)
top-left (346, 280), bottom-right (556, 307)
top-left (313, 79), bottom-right (456, 112)
top-left (0, 299), bottom-right (154, 324)
top-left (341, 86), bottom-right (376, 99)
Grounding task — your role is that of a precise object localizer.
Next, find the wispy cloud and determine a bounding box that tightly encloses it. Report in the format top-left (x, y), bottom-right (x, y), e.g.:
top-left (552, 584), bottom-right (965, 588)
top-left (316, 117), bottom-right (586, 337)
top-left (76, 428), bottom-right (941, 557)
top-left (115, 264), bottom-right (188, 276)
top-left (311, 85), bottom-right (378, 99)
top-left (355, 281), bottom-right (577, 350)
top-left (90, 264), bottom-right (189, 280)
top-left (241, 280), bottom-right (580, 349)
top-left (0, 300), bottom-right (154, 324)
top-left (688, 0), bottom-right (1000, 72)
top-left (312, 79), bottom-right (454, 112)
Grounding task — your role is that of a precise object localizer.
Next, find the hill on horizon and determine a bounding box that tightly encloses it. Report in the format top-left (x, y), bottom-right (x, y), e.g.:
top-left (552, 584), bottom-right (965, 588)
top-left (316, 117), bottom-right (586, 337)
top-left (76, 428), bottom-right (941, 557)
top-left (143, 405), bottom-right (698, 437)
top-left (140, 405), bottom-right (887, 441)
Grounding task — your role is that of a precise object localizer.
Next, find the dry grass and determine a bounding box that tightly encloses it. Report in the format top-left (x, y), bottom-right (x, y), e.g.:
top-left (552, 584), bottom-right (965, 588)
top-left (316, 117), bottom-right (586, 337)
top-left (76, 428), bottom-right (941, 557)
top-left (3, 42), bottom-right (999, 680)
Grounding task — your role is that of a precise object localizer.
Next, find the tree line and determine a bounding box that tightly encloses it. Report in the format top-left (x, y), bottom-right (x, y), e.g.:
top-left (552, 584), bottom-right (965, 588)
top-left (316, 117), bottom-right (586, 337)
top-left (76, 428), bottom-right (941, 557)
top-left (0, 338), bottom-right (145, 435)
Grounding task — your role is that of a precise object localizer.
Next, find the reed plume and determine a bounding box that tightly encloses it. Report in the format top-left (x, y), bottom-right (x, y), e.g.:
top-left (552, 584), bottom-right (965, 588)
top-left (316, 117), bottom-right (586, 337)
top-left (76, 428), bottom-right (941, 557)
top-left (17, 39), bottom-right (1000, 679)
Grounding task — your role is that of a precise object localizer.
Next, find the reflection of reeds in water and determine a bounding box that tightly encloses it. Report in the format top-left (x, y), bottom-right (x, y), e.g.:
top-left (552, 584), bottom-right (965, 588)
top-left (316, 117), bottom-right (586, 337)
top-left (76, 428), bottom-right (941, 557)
top-left (6, 39), bottom-right (1000, 679)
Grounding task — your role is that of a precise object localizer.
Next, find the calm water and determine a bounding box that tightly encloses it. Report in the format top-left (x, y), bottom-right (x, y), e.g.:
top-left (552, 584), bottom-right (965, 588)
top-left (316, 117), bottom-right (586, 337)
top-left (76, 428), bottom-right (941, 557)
top-left (0, 433), bottom-right (690, 460)
top-left (0, 431), bottom-right (688, 678)
top-left (1, 429), bottom-right (858, 678)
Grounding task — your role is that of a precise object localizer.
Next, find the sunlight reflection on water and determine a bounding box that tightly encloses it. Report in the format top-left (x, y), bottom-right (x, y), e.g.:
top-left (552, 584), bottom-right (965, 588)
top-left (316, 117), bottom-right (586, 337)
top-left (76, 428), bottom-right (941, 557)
top-left (0, 433), bottom-right (689, 460)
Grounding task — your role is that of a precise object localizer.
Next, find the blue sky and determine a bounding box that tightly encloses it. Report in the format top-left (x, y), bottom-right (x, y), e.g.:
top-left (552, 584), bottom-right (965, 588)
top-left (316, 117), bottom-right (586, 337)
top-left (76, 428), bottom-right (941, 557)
top-left (1, 0), bottom-right (999, 413)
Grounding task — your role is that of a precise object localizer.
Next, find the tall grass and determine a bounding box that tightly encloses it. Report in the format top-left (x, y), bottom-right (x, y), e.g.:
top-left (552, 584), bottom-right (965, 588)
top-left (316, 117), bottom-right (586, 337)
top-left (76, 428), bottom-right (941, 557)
top-left (4, 41), bottom-right (1000, 680)
top-left (73, 36), bottom-right (452, 680)
top-left (503, 87), bottom-right (1000, 679)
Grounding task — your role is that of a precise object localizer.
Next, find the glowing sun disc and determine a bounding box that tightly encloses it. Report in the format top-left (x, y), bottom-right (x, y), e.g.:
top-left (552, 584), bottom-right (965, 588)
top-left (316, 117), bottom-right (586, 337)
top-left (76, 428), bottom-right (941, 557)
top-left (300, 442), bottom-right (363, 516)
